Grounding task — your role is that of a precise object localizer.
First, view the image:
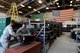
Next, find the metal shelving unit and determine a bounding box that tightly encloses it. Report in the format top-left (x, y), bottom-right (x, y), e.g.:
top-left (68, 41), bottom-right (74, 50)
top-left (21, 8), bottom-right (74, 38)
top-left (75, 5), bottom-right (80, 52)
top-left (76, 30), bottom-right (80, 53)
top-left (28, 20), bottom-right (62, 53)
top-left (29, 20), bottom-right (46, 53)
top-left (76, 21), bottom-right (80, 53)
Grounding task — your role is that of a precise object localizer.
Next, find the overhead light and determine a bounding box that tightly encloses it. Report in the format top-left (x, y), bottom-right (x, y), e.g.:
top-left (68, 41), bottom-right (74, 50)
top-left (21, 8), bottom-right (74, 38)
top-left (35, 19), bottom-right (40, 21)
top-left (30, 15), bottom-right (31, 16)
top-left (20, 4), bottom-right (25, 7)
top-left (70, 4), bottom-right (72, 6)
top-left (34, 9), bottom-right (37, 11)
top-left (38, 0), bottom-right (43, 4)
top-left (0, 5), bottom-right (5, 8)
top-left (28, 6), bottom-right (32, 8)
top-left (48, 24), bottom-right (50, 26)
top-left (46, 7), bottom-right (49, 9)
top-left (54, 0), bottom-right (58, 2)
top-left (19, 11), bottom-right (22, 13)
top-left (58, 5), bottom-right (60, 7)
top-left (76, 0), bottom-right (79, 1)
top-left (56, 3), bottom-right (59, 5)
top-left (38, 11), bottom-right (40, 13)
top-left (70, 1), bottom-right (73, 3)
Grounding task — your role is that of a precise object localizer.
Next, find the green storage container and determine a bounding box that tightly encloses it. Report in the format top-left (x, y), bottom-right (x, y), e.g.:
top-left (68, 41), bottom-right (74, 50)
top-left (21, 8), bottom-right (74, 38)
top-left (0, 17), bottom-right (11, 37)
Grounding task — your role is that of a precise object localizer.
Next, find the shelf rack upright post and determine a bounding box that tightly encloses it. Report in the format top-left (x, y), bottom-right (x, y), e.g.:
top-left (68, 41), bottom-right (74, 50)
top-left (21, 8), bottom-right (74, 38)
top-left (29, 20), bottom-right (46, 53)
top-left (75, 7), bottom-right (80, 53)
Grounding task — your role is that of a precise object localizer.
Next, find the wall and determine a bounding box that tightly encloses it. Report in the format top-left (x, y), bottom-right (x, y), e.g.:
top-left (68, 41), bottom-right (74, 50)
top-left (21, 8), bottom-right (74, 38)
top-left (74, 10), bottom-right (80, 17)
top-left (63, 10), bottom-right (80, 27)
top-left (73, 10), bottom-right (80, 21)
top-left (17, 15), bottom-right (28, 22)
top-left (0, 9), bottom-right (79, 24)
top-left (0, 12), bottom-right (8, 18)
top-left (43, 9), bottom-right (80, 27)
top-left (43, 12), bottom-right (56, 18)
top-left (43, 9), bottom-right (73, 22)
top-left (0, 12), bottom-right (28, 22)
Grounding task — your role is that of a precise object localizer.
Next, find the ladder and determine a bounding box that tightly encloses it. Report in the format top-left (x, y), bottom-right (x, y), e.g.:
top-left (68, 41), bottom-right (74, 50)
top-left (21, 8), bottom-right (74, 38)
top-left (7, 2), bottom-right (20, 21)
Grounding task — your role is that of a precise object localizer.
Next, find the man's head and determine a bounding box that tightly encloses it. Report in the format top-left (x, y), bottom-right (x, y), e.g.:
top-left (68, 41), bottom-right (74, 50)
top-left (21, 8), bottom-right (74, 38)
top-left (22, 23), bottom-right (27, 28)
top-left (10, 20), bottom-right (15, 26)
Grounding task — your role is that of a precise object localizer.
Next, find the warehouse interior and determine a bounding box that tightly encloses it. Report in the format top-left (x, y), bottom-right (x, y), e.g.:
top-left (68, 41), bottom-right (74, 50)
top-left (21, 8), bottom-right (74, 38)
top-left (0, 0), bottom-right (80, 53)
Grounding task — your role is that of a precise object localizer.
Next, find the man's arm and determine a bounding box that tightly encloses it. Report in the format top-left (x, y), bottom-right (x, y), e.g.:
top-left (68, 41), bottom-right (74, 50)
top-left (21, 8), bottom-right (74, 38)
top-left (8, 26), bottom-right (17, 37)
top-left (17, 28), bottom-right (31, 36)
top-left (21, 29), bottom-right (31, 36)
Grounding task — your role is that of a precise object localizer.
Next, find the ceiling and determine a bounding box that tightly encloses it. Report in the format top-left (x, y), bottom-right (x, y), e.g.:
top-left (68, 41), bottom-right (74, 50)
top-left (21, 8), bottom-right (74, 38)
top-left (0, 0), bottom-right (80, 17)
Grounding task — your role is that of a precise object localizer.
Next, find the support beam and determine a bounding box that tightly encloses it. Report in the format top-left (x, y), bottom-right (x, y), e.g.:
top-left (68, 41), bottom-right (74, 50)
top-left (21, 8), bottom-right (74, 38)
top-left (74, 4), bottom-right (80, 7)
top-left (0, 0), bottom-right (10, 10)
top-left (18, 0), bottom-right (34, 9)
top-left (0, 7), bottom-right (9, 11)
top-left (23, 2), bottom-right (52, 17)
top-left (0, 0), bottom-right (11, 5)
top-left (21, 8), bottom-right (29, 12)
top-left (3, 7), bottom-right (9, 10)
top-left (34, 1), bottom-right (41, 7)
top-left (17, 0), bottom-right (27, 7)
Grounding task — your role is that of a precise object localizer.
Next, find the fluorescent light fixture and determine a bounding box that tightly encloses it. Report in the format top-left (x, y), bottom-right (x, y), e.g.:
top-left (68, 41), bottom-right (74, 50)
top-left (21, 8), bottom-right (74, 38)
top-left (28, 6), bottom-right (32, 8)
top-left (76, 0), bottom-right (79, 1)
top-left (70, 1), bottom-right (73, 3)
top-left (20, 4), bottom-right (25, 7)
top-left (58, 5), bottom-right (60, 7)
top-left (54, 0), bottom-right (58, 2)
top-left (34, 9), bottom-right (37, 11)
top-left (70, 4), bottom-right (72, 6)
top-left (0, 5), bottom-right (5, 8)
top-left (46, 7), bottom-right (49, 9)
top-left (48, 24), bottom-right (50, 26)
top-left (35, 19), bottom-right (40, 21)
top-left (56, 3), bottom-right (59, 5)
top-left (19, 11), bottom-right (22, 13)
top-left (38, 0), bottom-right (43, 3)
top-left (38, 11), bottom-right (40, 13)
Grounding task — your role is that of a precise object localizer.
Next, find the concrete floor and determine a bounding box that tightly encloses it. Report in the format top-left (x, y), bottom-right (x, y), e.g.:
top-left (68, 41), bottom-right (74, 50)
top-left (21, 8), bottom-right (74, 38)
top-left (48, 32), bottom-right (77, 53)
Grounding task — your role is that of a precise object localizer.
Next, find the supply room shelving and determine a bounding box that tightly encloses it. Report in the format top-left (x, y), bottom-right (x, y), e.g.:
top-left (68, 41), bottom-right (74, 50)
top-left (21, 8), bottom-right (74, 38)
top-left (28, 20), bottom-right (62, 53)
